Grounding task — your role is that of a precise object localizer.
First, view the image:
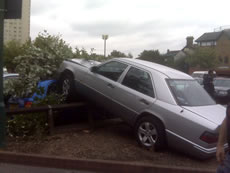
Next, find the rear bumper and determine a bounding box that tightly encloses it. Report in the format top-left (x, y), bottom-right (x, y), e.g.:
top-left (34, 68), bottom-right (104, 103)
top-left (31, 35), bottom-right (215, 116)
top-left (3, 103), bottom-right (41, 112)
top-left (193, 143), bottom-right (228, 159)
top-left (166, 129), bottom-right (228, 159)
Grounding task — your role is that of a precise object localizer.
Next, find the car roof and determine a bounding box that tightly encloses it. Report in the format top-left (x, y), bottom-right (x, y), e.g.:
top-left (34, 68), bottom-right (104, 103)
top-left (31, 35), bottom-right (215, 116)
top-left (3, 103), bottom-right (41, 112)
top-left (116, 58), bottom-right (192, 79)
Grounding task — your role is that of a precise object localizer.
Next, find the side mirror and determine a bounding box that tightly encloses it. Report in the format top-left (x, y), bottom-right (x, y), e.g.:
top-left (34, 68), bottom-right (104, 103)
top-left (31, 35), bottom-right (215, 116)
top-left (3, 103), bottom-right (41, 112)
top-left (91, 66), bottom-right (98, 73)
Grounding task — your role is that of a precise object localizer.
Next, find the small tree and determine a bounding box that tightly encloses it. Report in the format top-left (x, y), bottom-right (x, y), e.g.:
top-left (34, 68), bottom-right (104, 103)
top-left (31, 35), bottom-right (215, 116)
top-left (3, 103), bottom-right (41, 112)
top-left (4, 31), bottom-right (73, 98)
top-left (3, 40), bottom-right (25, 72)
top-left (138, 50), bottom-right (164, 64)
top-left (186, 47), bottom-right (218, 69)
top-left (108, 50), bottom-right (127, 58)
top-left (174, 58), bottom-right (189, 73)
top-left (127, 53), bottom-right (133, 58)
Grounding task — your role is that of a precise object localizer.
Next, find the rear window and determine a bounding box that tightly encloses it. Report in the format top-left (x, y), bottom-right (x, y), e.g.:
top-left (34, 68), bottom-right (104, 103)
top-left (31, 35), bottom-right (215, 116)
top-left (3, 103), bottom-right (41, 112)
top-left (167, 79), bottom-right (215, 106)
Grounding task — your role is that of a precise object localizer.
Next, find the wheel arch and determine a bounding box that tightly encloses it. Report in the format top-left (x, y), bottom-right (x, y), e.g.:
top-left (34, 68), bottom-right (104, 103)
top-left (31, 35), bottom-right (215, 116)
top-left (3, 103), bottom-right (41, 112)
top-left (58, 69), bottom-right (74, 85)
top-left (135, 112), bottom-right (168, 144)
top-left (60, 69), bottom-right (74, 79)
top-left (135, 112), bottom-right (166, 129)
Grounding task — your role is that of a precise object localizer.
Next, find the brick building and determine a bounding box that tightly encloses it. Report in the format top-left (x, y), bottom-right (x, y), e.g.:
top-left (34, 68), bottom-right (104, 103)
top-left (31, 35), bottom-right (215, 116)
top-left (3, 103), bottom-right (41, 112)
top-left (4, 0), bottom-right (31, 44)
top-left (195, 29), bottom-right (230, 68)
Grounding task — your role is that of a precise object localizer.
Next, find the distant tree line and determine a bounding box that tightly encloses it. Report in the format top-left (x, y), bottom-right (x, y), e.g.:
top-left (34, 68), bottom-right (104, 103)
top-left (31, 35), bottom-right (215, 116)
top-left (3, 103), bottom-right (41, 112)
top-left (3, 31), bottom-right (218, 75)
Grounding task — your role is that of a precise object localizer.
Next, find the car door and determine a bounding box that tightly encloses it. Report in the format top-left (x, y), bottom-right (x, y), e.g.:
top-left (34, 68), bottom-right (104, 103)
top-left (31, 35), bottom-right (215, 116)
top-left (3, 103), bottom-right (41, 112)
top-left (82, 60), bottom-right (129, 112)
top-left (111, 66), bottom-right (156, 123)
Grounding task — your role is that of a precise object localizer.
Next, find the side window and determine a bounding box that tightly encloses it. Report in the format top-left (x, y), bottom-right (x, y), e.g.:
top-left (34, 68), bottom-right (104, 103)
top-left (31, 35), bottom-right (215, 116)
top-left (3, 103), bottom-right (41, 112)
top-left (122, 67), bottom-right (155, 98)
top-left (96, 61), bottom-right (128, 81)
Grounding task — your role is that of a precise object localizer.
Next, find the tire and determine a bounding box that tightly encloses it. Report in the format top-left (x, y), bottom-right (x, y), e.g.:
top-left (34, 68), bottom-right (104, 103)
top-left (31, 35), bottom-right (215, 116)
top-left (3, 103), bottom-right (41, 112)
top-left (60, 73), bottom-right (76, 102)
top-left (135, 116), bottom-right (166, 151)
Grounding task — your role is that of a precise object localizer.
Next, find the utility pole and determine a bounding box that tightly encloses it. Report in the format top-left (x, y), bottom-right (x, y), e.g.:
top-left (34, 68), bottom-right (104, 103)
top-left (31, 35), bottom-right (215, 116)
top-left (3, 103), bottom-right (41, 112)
top-left (0, 0), bottom-right (22, 147)
top-left (102, 35), bottom-right (108, 58)
top-left (0, 0), bottom-right (6, 148)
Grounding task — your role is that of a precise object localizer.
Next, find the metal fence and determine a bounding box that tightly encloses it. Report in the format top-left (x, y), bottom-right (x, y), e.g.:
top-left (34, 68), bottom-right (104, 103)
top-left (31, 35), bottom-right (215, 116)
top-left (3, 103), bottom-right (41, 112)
top-left (6, 102), bottom-right (87, 134)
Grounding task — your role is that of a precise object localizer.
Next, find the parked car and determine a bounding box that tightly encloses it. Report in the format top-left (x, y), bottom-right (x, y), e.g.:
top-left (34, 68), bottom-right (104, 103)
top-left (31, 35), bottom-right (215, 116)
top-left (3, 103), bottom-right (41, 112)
top-left (214, 77), bottom-right (230, 104)
top-left (3, 73), bottom-right (19, 81)
top-left (4, 75), bottom-right (57, 108)
top-left (3, 73), bottom-right (19, 106)
top-left (57, 58), bottom-right (227, 159)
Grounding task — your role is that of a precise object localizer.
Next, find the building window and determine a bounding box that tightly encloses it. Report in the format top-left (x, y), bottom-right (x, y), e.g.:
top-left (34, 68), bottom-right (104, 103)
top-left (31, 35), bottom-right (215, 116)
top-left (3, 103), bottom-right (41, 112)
top-left (219, 57), bottom-right (223, 63)
top-left (224, 56), bottom-right (229, 64)
top-left (200, 41), bottom-right (216, 47)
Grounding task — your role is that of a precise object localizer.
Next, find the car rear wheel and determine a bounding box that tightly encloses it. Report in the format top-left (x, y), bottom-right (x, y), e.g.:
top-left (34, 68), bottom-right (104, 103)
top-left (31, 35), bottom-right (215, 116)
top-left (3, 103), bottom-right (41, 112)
top-left (61, 73), bottom-right (76, 102)
top-left (135, 116), bottom-right (166, 151)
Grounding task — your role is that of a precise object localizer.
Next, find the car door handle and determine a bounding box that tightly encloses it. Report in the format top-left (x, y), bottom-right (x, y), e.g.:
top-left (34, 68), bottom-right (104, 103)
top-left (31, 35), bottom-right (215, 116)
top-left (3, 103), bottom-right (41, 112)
top-left (107, 83), bottom-right (115, 89)
top-left (139, 99), bottom-right (149, 105)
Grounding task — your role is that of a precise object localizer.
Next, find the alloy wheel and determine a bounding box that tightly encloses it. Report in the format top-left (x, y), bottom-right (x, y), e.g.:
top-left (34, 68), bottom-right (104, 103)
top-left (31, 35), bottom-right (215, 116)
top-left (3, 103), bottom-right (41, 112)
top-left (138, 121), bottom-right (158, 147)
top-left (62, 79), bottom-right (70, 97)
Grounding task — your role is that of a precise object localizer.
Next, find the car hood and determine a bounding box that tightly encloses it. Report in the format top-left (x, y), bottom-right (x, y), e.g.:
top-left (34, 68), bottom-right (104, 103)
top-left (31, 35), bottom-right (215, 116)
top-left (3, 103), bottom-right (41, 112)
top-left (215, 86), bottom-right (230, 91)
top-left (70, 59), bottom-right (101, 68)
top-left (182, 104), bottom-right (226, 125)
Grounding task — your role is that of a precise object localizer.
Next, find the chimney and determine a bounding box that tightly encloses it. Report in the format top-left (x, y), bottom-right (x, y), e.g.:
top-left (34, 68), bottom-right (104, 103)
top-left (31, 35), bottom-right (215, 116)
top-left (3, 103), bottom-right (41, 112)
top-left (186, 36), bottom-right (194, 48)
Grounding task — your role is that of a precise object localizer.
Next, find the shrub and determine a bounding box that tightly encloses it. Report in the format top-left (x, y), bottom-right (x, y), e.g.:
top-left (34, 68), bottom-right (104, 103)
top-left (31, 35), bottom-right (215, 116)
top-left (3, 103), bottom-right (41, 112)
top-left (4, 31), bottom-right (73, 99)
top-left (7, 112), bottom-right (48, 139)
top-left (7, 91), bottom-right (64, 139)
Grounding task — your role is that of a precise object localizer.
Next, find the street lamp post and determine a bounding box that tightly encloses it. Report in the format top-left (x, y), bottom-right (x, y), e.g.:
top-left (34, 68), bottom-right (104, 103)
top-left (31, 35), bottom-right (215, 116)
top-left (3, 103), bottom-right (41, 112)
top-left (0, 0), bottom-right (22, 147)
top-left (102, 35), bottom-right (108, 58)
top-left (0, 0), bottom-right (6, 148)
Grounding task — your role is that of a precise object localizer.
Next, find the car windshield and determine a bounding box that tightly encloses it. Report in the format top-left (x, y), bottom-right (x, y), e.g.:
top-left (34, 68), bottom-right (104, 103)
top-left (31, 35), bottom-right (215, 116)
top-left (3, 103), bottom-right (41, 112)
top-left (167, 79), bottom-right (215, 106)
top-left (214, 78), bottom-right (230, 87)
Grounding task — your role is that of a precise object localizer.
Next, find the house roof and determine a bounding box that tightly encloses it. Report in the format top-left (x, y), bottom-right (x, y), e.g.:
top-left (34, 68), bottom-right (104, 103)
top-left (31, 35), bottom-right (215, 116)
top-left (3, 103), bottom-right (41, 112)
top-left (224, 29), bottom-right (230, 38)
top-left (195, 31), bottom-right (222, 42)
top-left (195, 29), bottom-right (230, 42)
top-left (165, 50), bottom-right (180, 57)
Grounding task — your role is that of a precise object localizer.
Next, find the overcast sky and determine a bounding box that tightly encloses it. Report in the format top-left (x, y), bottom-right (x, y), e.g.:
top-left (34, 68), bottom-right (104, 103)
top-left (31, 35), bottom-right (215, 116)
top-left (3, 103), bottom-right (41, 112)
top-left (30, 0), bottom-right (230, 57)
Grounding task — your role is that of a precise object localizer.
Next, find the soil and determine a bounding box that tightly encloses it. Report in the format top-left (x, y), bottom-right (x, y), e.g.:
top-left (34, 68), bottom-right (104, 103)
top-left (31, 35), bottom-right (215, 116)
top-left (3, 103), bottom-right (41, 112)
top-left (4, 118), bottom-right (218, 170)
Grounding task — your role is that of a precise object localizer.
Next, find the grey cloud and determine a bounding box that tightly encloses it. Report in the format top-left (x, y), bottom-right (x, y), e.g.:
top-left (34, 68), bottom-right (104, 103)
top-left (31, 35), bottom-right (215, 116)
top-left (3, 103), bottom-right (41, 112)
top-left (31, 0), bottom-right (58, 16)
top-left (70, 19), bottom-right (169, 38)
top-left (71, 21), bottom-right (136, 37)
top-left (84, 0), bottom-right (108, 9)
top-left (69, 18), bottom-right (215, 56)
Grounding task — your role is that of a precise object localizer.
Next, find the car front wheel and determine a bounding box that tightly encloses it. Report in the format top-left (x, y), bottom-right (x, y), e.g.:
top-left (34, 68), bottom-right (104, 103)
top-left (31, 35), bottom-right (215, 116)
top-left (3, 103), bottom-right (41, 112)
top-left (61, 73), bottom-right (76, 102)
top-left (135, 116), bottom-right (166, 151)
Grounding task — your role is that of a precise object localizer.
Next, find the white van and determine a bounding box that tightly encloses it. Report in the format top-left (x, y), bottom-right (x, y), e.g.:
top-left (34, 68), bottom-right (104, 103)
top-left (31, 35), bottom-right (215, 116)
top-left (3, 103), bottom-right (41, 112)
top-left (191, 71), bottom-right (208, 78)
top-left (192, 71), bottom-right (216, 85)
top-left (192, 71), bottom-right (216, 78)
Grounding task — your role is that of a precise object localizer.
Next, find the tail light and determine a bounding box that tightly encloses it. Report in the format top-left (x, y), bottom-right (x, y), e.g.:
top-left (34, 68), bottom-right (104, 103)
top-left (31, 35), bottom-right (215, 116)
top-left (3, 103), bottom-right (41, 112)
top-left (24, 101), bottom-right (32, 108)
top-left (200, 131), bottom-right (218, 144)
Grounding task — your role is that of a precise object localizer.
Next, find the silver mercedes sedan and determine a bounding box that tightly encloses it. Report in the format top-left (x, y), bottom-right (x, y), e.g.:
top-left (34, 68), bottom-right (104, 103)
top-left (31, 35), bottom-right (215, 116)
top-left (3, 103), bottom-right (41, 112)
top-left (57, 58), bottom-right (227, 159)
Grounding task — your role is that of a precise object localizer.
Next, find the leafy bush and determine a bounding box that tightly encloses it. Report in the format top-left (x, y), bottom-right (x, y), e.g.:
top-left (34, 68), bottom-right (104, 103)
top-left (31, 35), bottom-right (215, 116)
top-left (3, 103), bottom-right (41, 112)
top-left (7, 93), bottom-right (63, 139)
top-left (7, 112), bottom-right (48, 139)
top-left (3, 40), bottom-right (25, 72)
top-left (4, 31), bottom-right (73, 98)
